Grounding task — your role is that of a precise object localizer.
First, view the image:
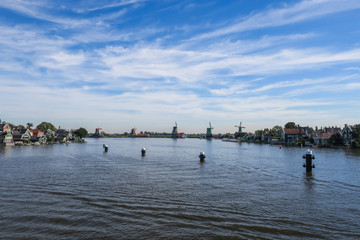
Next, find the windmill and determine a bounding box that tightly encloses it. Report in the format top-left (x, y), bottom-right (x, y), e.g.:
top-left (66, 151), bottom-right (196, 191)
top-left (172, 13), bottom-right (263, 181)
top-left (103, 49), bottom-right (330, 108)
top-left (206, 122), bottom-right (214, 138)
top-left (171, 121), bottom-right (178, 138)
top-left (235, 122), bottom-right (245, 134)
top-left (91, 127), bottom-right (104, 138)
top-left (130, 126), bottom-right (137, 136)
top-left (235, 122), bottom-right (246, 139)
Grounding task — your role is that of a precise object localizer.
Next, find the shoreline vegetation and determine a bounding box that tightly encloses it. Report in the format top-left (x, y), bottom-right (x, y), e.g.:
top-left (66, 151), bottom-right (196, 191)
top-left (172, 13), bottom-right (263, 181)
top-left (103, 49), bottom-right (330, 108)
top-left (1, 120), bottom-right (360, 149)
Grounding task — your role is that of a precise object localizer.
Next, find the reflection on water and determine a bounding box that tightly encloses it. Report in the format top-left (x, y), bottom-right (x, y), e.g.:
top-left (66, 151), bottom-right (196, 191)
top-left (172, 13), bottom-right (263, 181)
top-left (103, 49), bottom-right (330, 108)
top-left (304, 172), bottom-right (315, 190)
top-left (0, 139), bottom-right (359, 239)
top-left (345, 148), bottom-right (360, 158)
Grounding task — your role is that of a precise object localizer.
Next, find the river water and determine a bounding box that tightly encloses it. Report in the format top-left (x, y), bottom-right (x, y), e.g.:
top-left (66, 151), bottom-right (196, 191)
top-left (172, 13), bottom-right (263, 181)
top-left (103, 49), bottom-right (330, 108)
top-left (0, 138), bottom-right (359, 239)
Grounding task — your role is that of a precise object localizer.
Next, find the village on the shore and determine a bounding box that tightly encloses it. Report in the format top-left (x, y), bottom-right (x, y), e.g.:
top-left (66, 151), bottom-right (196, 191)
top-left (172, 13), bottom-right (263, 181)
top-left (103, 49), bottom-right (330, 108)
top-left (90, 121), bottom-right (360, 149)
top-left (1, 119), bottom-right (359, 148)
top-left (0, 121), bottom-right (87, 146)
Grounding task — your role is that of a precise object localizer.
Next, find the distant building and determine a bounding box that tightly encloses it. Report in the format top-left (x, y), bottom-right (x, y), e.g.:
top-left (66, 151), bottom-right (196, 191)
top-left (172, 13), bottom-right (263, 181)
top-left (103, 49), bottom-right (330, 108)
top-left (313, 131), bottom-right (337, 145)
top-left (0, 123), bottom-right (11, 133)
top-left (136, 133), bottom-right (149, 137)
top-left (3, 130), bottom-right (14, 146)
top-left (171, 122), bottom-right (184, 138)
top-left (282, 127), bottom-right (308, 145)
top-left (12, 129), bottom-right (32, 143)
top-left (313, 126), bottom-right (342, 146)
top-left (213, 134), bottom-right (222, 139)
top-left (45, 129), bottom-right (56, 138)
top-left (90, 128), bottom-right (104, 138)
top-left (30, 129), bottom-right (44, 138)
top-left (130, 127), bottom-right (137, 137)
top-left (262, 130), bottom-right (271, 143)
top-left (55, 128), bottom-right (71, 142)
top-left (342, 124), bottom-right (353, 146)
top-left (0, 124), bottom-right (13, 145)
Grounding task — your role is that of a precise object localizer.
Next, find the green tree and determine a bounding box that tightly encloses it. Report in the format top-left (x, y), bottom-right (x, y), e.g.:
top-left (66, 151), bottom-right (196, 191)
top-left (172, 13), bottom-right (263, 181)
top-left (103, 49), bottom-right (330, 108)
top-left (330, 132), bottom-right (343, 146)
top-left (351, 124), bottom-right (360, 147)
top-left (351, 124), bottom-right (360, 139)
top-left (17, 125), bottom-right (26, 130)
top-left (27, 122), bottom-right (33, 130)
top-left (74, 127), bottom-right (88, 139)
top-left (285, 122), bottom-right (297, 129)
top-left (271, 125), bottom-right (283, 136)
top-left (36, 122), bottom-right (57, 132)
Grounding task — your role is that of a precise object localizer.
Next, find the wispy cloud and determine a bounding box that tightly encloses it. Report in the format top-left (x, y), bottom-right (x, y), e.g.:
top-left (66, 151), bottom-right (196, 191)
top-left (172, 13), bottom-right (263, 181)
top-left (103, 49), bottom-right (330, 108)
top-left (84, 0), bottom-right (147, 12)
top-left (191, 0), bottom-right (360, 40)
top-left (1, 0), bottom-right (360, 132)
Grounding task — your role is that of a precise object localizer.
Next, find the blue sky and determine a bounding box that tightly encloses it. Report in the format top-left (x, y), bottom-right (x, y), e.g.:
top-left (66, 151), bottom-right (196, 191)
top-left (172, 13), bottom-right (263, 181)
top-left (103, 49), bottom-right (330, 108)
top-left (1, 0), bottom-right (360, 134)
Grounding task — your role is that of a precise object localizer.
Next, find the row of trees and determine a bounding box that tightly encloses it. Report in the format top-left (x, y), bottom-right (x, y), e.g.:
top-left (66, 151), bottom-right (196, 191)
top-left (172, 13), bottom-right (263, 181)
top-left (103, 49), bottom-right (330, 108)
top-left (253, 122), bottom-right (308, 136)
top-left (0, 120), bottom-right (55, 131)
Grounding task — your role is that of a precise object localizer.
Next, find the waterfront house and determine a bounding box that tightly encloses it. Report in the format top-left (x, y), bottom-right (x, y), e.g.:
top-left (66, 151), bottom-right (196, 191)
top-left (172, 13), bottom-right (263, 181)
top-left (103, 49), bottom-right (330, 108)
top-left (55, 128), bottom-right (71, 142)
top-left (324, 126), bottom-right (341, 133)
top-left (0, 123), bottom-right (11, 133)
top-left (29, 129), bottom-right (46, 143)
top-left (282, 127), bottom-right (308, 145)
top-left (136, 133), bottom-right (149, 137)
top-left (30, 129), bottom-right (44, 138)
top-left (342, 124), bottom-right (353, 146)
top-left (0, 130), bottom-right (14, 146)
top-left (12, 129), bottom-right (32, 143)
top-left (237, 132), bottom-right (248, 140)
top-left (261, 130), bottom-right (271, 143)
top-left (313, 126), bottom-right (343, 146)
top-left (247, 133), bottom-right (255, 141)
top-left (313, 131), bottom-right (337, 145)
top-left (44, 129), bottom-right (56, 142)
top-left (213, 134), bottom-right (222, 139)
top-left (45, 129), bottom-right (56, 137)
top-left (0, 124), bottom-right (13, 145)
top-left (254, 132), bottom-right (262, 142)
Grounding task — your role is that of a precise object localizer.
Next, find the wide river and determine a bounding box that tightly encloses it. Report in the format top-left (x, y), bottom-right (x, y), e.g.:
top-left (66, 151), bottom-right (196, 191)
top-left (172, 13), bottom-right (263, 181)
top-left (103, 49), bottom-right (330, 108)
top-left (0, 138), bottom-right (359, 239)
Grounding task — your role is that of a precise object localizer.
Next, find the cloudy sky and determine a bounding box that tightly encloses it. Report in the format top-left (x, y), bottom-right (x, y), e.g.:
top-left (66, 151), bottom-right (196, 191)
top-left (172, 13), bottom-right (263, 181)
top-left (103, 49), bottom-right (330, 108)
top-left (1, 0), bottom-right (360, 134)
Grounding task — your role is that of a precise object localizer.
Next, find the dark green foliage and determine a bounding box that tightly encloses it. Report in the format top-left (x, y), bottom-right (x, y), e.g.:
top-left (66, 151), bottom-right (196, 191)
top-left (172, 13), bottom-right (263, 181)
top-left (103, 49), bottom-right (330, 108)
top-left (284, 122), bottom-right (297, 128)
top-left (74, 127), bottom-right (88, 139)
top-left (330, 132), bottom-right (343, 145)
top-left (271, 125), bottom-right (283, 136)
top-left (36, 122), bottom-right (56, 132)
top-left (351, 124), bottom-right (360, 141)
top-left (26, 122), bottom-right (33, 130)
top-left (17, 125), bottom-right (26, 130)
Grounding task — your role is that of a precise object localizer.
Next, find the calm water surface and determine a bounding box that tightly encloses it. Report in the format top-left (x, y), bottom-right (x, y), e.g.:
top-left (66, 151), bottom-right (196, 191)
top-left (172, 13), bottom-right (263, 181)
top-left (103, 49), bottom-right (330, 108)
top-left (0, 138), bottom-right (359, 239)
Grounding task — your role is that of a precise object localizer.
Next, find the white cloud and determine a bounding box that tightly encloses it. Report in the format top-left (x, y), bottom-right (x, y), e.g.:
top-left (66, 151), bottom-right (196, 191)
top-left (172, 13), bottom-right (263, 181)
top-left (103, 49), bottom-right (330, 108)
top-left (32, 52), bottom-right (85, 70)
top-left (85, 0), bottom-right (146, 12)
top-left (192, 0), bottom-right (360, 40)
top-left (1, 0), bottom-right (360, 132)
